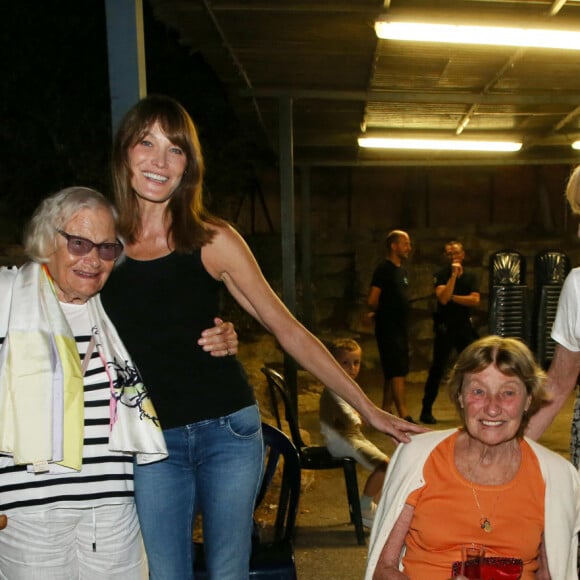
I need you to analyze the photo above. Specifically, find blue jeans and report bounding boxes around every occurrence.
[134,404,263,580]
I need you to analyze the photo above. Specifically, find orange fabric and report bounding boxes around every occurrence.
[402,432,544,579]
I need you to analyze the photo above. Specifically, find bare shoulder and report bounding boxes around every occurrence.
[206,222,245,247]
[202,222,255,279]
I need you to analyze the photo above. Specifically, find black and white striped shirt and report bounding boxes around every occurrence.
[0,302,134,514]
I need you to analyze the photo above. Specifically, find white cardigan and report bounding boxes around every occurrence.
[366,429,580,580]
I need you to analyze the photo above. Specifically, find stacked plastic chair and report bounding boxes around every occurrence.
[488,250,531,344]
[533,250,571,369]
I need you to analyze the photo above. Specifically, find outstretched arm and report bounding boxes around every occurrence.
[526,343,580,440]
[202,224,426,443]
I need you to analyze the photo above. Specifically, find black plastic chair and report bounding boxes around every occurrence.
[194,422,301,579]
[534,250,571,288]
[488,250,531,343]
[260,366,365,545]
[489,249,526,286]
[533,250,571,369]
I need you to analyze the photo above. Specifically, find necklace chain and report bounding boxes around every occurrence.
[470,485,494,533]
[462,437,519,535]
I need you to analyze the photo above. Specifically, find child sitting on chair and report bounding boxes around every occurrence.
[319,338,390,528]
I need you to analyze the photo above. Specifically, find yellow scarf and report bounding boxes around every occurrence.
[0,263,167,472]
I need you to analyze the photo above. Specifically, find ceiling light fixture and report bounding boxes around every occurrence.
[358,137,522,152]
[375,20,580,50]
[572,141,580,150]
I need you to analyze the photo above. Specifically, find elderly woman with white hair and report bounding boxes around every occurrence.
[0,186,236,579]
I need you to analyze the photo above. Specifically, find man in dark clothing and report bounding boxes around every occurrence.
[420,241,480,424]
[368,230,415,423]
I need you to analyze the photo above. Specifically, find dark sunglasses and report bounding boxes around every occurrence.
[57,230,124,261]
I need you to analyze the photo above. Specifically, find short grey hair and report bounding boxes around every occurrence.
[24,186,119,263]
[447,335,548,438]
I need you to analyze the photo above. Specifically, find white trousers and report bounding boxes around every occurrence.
[0,503,147,580]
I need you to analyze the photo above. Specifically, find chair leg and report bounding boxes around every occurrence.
[275,471,291,538]
[342,458,365,545]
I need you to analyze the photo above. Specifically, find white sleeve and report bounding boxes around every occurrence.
[552,268,580,353]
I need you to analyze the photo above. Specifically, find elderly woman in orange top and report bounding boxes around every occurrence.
[366,335,580,580]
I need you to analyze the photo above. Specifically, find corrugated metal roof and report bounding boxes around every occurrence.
[149,0,580,165]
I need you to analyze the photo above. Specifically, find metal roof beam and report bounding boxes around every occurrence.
[176,2,386,14]
[241,88,580,106]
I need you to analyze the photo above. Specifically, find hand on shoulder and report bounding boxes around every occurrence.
[366,408,429,445]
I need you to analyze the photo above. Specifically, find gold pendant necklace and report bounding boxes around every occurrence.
[471,485,494,533]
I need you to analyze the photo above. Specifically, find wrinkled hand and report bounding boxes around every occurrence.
[198,317,238,357]
[366,408,429,445]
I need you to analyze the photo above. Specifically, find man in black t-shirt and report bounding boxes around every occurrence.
[368,230,415,423]
[420,241,480,424]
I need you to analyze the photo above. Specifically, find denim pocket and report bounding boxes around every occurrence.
[226,404,261,439]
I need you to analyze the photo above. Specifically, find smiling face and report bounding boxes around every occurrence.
[128,120,188,205]
[46,207,118,304]
[459,363,531,448]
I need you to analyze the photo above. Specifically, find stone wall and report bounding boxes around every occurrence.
[235,225,580,382]
[228,162,580,378]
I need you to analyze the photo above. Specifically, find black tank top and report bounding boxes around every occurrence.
[100,250,255,429]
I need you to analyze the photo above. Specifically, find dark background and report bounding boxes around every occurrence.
[0,0,264,240]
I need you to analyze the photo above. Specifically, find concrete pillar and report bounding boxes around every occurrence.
[104,0,147,133]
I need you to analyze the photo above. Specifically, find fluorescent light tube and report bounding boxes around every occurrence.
[358,137,522,152]
[375,20,580,50]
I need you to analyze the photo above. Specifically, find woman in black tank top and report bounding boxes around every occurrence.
[108,95,425,580]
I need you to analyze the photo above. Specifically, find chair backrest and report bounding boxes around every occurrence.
[534,250,571,288]
[261,367,306,450]
[531,250,570,368]
[534,285,563,369]
[488,285,531,343]
[488,250,531,344]
[489,249,526,287]
[257,423,301,543]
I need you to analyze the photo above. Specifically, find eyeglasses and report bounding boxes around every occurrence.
[57,230,124,261]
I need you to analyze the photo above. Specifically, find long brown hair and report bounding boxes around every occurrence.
[111,94,224,251]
